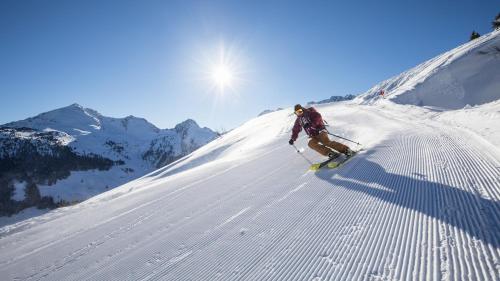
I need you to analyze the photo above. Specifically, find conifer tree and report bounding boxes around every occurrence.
[469,31,480,41]
[493,13,500,30]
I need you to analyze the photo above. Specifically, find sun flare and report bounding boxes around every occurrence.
[212,64,234,91]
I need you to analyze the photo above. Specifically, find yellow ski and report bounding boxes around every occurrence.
[309,151,358,171]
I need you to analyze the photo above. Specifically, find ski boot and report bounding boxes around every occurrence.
[328,151,340,159]
[345,148,354,158]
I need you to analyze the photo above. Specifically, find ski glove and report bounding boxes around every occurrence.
[289,139,294,145]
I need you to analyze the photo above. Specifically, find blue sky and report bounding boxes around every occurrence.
[1,0,498,130]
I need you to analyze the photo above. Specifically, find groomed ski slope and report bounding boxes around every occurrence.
[0,100,499,281]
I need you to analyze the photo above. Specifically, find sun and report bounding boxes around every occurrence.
[194,41,247,97]
[212,63,234,91]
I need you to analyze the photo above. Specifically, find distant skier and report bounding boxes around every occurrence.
[289,104,353,159]
[379,89,385,98]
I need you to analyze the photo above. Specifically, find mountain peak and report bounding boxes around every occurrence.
[48,103,99,117]
[2,103,101,133]
[68,103,83,109]
[54,103,87,114]
[176,119,199,128]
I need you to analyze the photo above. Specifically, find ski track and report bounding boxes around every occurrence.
[0,106,499,281]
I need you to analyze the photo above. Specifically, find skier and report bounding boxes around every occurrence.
[379,89,385,99]
[289,104,353,159]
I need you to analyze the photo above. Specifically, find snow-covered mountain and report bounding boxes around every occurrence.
[307,94,356,105]
[258,95,355,117]
[0,104,218,215]
[356,30,500,109]
[0,32,499,280]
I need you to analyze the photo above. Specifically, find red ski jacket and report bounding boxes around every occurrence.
[291,107,326,141]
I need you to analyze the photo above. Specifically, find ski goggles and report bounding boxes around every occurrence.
[295,108,303,115]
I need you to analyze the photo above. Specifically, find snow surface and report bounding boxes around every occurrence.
[0,98,498,280]
[0,32,499,281]
[37,167,138,202]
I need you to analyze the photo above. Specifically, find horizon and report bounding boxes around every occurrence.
[1,0,499,131]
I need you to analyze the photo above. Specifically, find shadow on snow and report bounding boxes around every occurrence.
[314,150,500,248]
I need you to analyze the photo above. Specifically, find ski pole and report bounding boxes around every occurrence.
[326,130,361,145]
[292,144,313,165]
